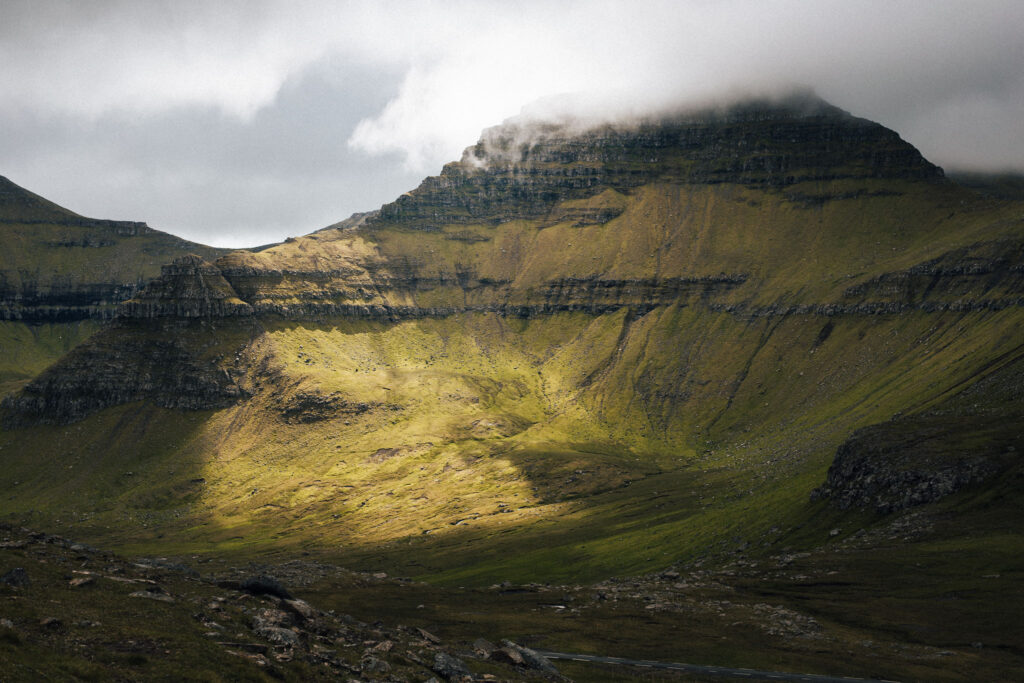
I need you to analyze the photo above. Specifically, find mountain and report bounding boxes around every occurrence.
[0,176,227,396]
[1,94,1023,680]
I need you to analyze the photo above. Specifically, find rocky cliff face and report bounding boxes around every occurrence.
[372,95,942,231]
[813,355,1024,513]
[1,318,252,427]
[120,255,253,319]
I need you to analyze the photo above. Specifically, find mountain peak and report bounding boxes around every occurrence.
[371,95,942,231]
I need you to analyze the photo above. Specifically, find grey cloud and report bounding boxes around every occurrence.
[0,0,1022,247]
[0,58,422,247]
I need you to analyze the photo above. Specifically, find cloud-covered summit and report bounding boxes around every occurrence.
[1,1,1021,247]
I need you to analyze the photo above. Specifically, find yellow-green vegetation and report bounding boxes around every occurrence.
[3,172,1024,581]
[2,299,1021,585]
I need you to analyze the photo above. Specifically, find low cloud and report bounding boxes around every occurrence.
[348,0,1024,173]
[0,1,1022,246]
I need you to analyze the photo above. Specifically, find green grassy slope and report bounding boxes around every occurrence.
[1,166,1022,567]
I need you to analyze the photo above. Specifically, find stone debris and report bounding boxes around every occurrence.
[129,586,175,603]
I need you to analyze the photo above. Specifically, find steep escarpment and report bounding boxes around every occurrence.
[155,95,958,320]
[0,176,229,397]
[5,95,1022,430]
[120,255,253,319]
[2,318,255,427]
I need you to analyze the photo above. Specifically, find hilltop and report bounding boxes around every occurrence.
[0,176,227,396]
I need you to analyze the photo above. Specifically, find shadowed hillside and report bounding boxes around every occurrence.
[0,176,228,396]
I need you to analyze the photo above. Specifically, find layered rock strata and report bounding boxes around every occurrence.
[5,94,1022,429]
[371,95,942,231]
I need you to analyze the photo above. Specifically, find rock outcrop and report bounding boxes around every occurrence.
[814,355,1024,513]
[1,319,251,427]
[811,417,1011,513]
[119,255,253,319]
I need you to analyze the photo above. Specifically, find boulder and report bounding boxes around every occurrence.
[240,575,293,600]
[431,651,469,680]
[0,567,29,587]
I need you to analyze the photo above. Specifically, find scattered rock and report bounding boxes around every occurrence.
[130,588,175,603]
[69,543,98,554]
[472,637,496,658]
[490,645,524,666]
[368,639,393,654]
[361,655,391,674]
[255,626,300,647]
[500,640,558,673]
[252,608,291,630]
[0,567,29,587]
[282,598,316,622]
[416,626,442,644]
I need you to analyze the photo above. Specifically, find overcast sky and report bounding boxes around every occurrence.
[1,0,1022,248]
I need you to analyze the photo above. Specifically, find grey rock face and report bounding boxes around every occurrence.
[372,96,942,232]
[431,651,469,680]
[120,255,252,319]
[1,318,250,427]
[813,416,1017,513]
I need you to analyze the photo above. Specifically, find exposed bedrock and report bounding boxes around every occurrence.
[1,318,252,427]
[811,417,1016,514]
[119,254,253,319]
[814,355,1024,513]
[371,95,942,231]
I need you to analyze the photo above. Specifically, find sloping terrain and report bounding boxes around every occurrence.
[1,95,1023,680]
[0,176,226,396]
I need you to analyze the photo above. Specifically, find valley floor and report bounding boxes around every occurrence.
[2,471,1022,683]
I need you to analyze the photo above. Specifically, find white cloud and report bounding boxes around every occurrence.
[348,0,1024,173]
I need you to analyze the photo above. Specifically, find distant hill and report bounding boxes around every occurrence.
[0,175,227,395]
[948,169,1024,200]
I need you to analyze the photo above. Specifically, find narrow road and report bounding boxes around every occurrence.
[535,650,900,682]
